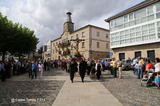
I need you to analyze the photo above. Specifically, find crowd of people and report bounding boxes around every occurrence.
[0,59,53,82]
[51,58,103,83]
[0,56,160,88]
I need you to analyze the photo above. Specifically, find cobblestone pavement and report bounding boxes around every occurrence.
[100,70,160,106]
[0,69,66,106]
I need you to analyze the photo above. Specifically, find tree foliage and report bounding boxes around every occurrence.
[0,12,39,60]
[38,46,43,54]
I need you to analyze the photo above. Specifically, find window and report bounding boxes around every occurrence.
[120,35,125,39]
[120,40,125,44]
[106,43,109,49]
[156,2,160,12]
[124,22,129,27]
[136,32,141,36]
[142,25,147,30]
[82,32,85,38]
[135,27,141,32]
[97,42,100,48]
[158,33,160,38]
[149,34,156,40]
[156,12,160,19]
[53,43,55,47]
[130,28,135,33]
[130,38,136,43]
[142,36,148,41]
[82,42,85,48]
[149,29,155,34]
[125,30,129,34]
[129,20,135,26]
[148,14,154,21]
[120,31,124,35]
[125,39,130,43]
[158,27,160,33]
[142,30,148,35]
[125,34,129,39]
[157,22,160,26]
[97,32,99,36]
[106,34,108,38]
[147,50,155,62]
[71,36,73,39]
[124,15,128,22]
[129,13,134,20]
[135,8,146,19]
[119,53,125,60]
[76,34,79,38]
[130,33,135,37]
[115,17,123,26]
[135,19,141,24]
[135,51,141,58]
[136,37,141,42]
[147,6,153,15]
[141,17,147,23]
[110,20,115,27]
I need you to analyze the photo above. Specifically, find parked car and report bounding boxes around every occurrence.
[117,59,132,70]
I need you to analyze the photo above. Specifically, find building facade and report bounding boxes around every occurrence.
[42,40,51,60]
[105,0,160,61]
[51,12,110,60]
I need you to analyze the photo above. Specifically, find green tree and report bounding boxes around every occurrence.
[0,12,39,61]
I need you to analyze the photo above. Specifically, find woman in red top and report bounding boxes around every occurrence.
[145,59,153,73]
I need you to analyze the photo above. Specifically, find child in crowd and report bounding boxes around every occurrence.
[134,62,139,75]
[155,72,160,88]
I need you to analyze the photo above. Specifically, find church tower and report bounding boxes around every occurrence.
[63,12,74,33]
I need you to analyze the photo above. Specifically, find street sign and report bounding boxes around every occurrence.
[110,52,113,56]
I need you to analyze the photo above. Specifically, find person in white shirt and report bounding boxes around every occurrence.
[155,58,160,73]
[134,62,139,75]
[133,57,138,74]
[38,61,44,78]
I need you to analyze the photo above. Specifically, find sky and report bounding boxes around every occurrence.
[0,0,144,49]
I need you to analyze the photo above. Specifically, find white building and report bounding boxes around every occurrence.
[105,0,160,61]
[42,40,51,60]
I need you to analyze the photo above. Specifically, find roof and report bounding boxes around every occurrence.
[105,0,160,22]
[71,25,109,34]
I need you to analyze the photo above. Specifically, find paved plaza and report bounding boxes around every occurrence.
[0,69,160,106]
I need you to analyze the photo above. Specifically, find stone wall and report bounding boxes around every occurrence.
[112,42,160,60]
[89,51,110,60]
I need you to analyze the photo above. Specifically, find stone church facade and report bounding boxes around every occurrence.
[50,12,110,60]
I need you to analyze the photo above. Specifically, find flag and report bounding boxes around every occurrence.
[58,44,60,48]
[61,43,64,48]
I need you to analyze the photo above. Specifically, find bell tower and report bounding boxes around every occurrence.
[63,12,74,33]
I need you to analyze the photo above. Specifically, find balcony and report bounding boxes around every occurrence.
[61,40,70,47]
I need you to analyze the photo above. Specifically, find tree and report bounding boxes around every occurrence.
[38,46,43,54]
[0,13,14,60]
[0,12,39,61]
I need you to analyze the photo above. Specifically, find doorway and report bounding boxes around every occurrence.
[147,50,155,62]
[135,51,141,58]
[119,53,125,60]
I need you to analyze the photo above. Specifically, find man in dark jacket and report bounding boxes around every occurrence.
[1,61,6,82]
[6,61,12,78]
[44,60,47,71]
[79,58,87,83]
[70,60,76,83]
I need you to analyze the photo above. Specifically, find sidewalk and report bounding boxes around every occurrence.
[52,76,123,106]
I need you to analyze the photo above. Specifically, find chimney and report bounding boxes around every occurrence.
[66,12,72,22]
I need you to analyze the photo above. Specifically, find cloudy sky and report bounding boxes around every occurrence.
[0,0,144,49]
